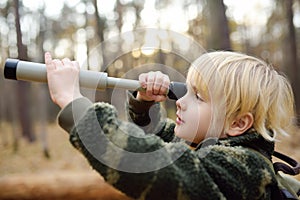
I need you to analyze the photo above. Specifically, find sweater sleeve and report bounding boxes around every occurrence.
[58,97,93,133]
[126,91,176,142]
[59,101,192,199]
[57,100,277,200]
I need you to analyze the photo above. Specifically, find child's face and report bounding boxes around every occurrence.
[174,81,212,144]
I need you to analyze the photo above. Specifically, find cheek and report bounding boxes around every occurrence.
[184,108,212,143]
[174,107,202,142]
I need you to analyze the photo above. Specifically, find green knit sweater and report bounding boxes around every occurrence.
[57,95,278,200]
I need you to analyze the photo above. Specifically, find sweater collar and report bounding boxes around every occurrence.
[218,128,275,160]
[192,128,275,160]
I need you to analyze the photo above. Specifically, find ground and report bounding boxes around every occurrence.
[0,123,92,175]
[0,122,300,199]
[0,123,131,200]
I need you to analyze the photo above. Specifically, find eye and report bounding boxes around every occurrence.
[195,92,204,101]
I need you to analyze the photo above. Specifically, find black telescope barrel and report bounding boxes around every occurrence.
[3,58,187,100]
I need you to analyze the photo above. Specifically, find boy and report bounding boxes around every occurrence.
[45,51,297,199]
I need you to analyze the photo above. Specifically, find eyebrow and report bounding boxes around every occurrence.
[191,84,198,93]
[187,81,201,94]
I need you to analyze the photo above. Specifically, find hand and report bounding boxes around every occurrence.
[137,71,170,102]
[45,52,83,109]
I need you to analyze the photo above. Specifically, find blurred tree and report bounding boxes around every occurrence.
[13,0,35,142]
[205,0,231,50]
[1,0,299,138]
[266,0,300,120]
[282,0,300,119]
[35,6,50,158]
[0,0,20,151]
[93,0,106,67]
[0,0,8,144]
[92,0,111,102]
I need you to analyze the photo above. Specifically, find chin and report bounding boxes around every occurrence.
[174,125,184,138]
[174,127,188,139]
[174,130,188,141]
[174,127,183,139]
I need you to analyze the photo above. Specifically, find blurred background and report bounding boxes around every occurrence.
[0,0,300,199]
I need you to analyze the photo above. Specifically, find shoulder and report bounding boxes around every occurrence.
[198,144,271,168]
[197,144,276,186]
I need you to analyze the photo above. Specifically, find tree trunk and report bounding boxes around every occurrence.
[92,0,111,103]
[206,0,231,50]
[281,0,300,122]
[35,11,50,158]
[13,0,35,142]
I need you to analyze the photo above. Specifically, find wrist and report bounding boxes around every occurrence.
[57,93,83,109]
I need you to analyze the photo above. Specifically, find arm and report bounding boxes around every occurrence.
[126,71,176,142]
[58,100,206,199]
[44,52,187,198]
[59,102,276,199]
[126,91,176,142]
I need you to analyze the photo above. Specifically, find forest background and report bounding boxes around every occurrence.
[0,0,300,199]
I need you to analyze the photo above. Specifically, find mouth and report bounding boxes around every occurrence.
[176,113,184,125]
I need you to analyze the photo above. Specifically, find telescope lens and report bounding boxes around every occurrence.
[4,59,19,80]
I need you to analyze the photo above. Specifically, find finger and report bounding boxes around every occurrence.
[71,61,80,70]
[153,74,163,95]
[62,58,72,67]
[153,72,170,95]
[139,73,147,89]
[53,59,63,69]
[160,75,170,95]
[62,57,71,62]
[146,72,155,96]
[153,95,167,102]
[44,52,55,71]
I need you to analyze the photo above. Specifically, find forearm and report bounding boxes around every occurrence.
[127,91,156,126]
[126,91,176,142]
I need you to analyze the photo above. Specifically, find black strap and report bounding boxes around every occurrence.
[273,151,300,176]
[272,151,300,199]
[248,147,300,199]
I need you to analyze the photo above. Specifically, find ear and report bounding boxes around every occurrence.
[227,113,254,137]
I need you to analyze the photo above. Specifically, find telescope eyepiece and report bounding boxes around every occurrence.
[168,82,187,100]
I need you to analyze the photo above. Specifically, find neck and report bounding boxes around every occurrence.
[185,141,199,150]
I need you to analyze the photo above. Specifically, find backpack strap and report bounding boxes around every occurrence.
[272,151,300,199]
[273,151,300,176]
[247,147,300,199]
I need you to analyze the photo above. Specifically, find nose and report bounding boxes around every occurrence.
[176,96,186,111]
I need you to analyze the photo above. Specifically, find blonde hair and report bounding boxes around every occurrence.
[187,51,296,141]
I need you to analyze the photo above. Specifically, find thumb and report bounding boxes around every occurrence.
[153,95,167,102]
